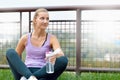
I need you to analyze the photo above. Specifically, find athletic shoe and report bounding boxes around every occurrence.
[20,76,27,80]
[28,76,38,80]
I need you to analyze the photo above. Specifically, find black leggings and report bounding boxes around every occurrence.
[6,49,68,80]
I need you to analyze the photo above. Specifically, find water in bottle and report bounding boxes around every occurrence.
[46,51,54,74]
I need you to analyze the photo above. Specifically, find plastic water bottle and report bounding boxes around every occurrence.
[46,51,54,74]
[46,49,61,74]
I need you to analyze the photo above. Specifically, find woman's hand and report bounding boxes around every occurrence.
[45,55,57,64]
[49,55,56,64]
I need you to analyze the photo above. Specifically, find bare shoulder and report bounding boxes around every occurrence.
[16,34,28,55]
[19,34,28,45]
[50,34,60,45]
[50,34,57,40]
[20,34,28,41]
[50,34,59,44]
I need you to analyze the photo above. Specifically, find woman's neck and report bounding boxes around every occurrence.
[32,30,46,38]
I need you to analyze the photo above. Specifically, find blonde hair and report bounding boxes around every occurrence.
[33,8,48,27]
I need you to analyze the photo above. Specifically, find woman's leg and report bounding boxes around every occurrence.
[6,57,22,80]
[28,68,47,80]
[6,49,33,80]
[33,56,68,80]
[46,56,68,80]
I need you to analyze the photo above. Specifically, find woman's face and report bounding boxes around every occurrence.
[34,12,49,30]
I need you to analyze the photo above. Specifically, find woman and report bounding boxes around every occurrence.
[6,8,68,80]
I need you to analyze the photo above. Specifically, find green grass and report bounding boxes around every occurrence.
[1,69,120,80]
[58,72,120,80]
[0,69,14,80]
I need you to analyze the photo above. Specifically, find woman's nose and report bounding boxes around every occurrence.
[44,18,49,23]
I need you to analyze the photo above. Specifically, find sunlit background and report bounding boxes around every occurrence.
[1,0,120,69]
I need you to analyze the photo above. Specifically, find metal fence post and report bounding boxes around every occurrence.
[29,11,31,32]
[76,9,81,74]
[20,12,22,37]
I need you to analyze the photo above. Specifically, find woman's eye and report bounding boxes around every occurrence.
[40,17,44,20]
[47,17,49,20]
[39,17,49,21]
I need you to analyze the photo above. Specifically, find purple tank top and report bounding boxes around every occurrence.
[25,33,52,68]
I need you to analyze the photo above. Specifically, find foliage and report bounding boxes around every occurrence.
[1,69,120,80]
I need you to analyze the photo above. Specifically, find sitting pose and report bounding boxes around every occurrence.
[6,8,68,80]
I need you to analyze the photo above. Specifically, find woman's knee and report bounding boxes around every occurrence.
[56,56,68,67]
[6,48,16,58]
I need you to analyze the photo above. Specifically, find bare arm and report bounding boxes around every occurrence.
[15,34,27,57]
[50,35,64,57]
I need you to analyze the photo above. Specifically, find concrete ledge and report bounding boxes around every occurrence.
[0,65,9,69]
